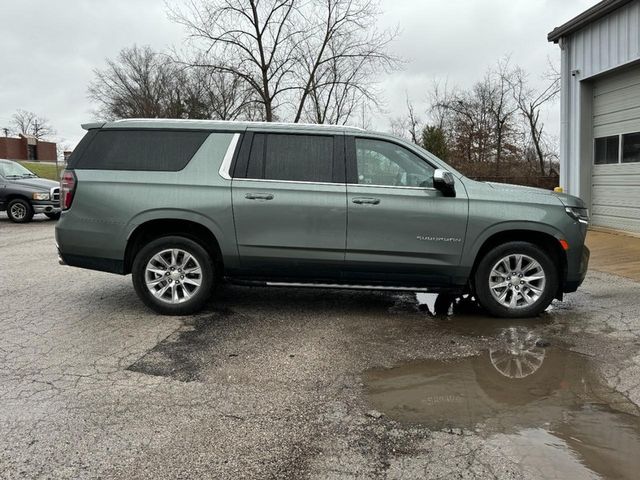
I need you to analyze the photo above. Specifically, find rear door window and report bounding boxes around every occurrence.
[245,133,334,182]
[71,129,209,171]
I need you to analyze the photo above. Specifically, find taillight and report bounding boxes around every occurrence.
[60,170,77,210]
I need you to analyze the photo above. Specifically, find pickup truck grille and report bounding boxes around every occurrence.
[51,187,60,204]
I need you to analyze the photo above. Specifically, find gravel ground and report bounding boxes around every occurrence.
[1,213,639,479]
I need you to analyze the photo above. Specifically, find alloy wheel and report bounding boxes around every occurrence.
[10,202,27,220]
[144,248,203,304]
[488,254,546,309]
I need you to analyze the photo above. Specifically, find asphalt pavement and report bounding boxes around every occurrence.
[1,213,639,479]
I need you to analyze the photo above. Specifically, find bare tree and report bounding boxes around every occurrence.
[294,0,398,124]
[12,110,56,139]
[89,46,174,119]
[390,97,423,143]
[486,59,519,174]
[510,66,560,176]
[168,0,398,123]
[168,0,300,122]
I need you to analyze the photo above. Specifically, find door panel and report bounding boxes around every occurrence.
[232,180,346,278]
[344,137,469,286]
[231,132,347,279]
[345,185,468,285]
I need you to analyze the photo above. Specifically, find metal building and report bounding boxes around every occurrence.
[549,0,640,234]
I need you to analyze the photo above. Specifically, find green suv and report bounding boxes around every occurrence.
[55,119,589,317]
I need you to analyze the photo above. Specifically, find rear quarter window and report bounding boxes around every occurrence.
[70,129,209,171]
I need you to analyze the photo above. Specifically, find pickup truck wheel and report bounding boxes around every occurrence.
[474,241,558,318]
[7,198,34,223]
[132,236,214,315]
[45,212,61,220]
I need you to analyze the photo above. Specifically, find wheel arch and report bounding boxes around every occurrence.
[469,228,568,297]
[5,194,32,204]
[124,218,223,275]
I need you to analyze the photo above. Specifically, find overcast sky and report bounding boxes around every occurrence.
[0,0,596,149]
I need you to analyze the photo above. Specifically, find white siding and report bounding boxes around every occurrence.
[569,1,640,79]
[558,0,640,234]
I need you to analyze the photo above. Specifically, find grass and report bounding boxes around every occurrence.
[18,161,61,181]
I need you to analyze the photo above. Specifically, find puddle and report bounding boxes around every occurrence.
[364,328,640,479]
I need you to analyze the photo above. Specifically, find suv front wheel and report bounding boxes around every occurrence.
[474,241,558,318]
[132,236,214,315]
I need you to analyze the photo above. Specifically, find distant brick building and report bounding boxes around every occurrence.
[0,134,57,161]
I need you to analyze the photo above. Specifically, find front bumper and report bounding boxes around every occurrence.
[563,245,590,293]
[33,204,61,214]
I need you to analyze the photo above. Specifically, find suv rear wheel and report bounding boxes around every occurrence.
[132,236,214,315]
[7,198,34,223]
[474,241,558,318]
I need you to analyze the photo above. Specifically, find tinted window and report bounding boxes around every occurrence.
[246,133,334,182]
[622,132,640,163]
[72,130,209,171]
[355,138,435,187]
[594,135,619,165]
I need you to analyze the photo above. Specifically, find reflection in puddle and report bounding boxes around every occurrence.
[364,330,640,479]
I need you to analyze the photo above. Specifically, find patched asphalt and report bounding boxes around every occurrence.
[1,214,640,479]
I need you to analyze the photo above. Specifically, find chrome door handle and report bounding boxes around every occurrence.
[352,197,380,205]
[245,193,274,200]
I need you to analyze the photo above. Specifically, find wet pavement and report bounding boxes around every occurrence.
[1,214,640,479]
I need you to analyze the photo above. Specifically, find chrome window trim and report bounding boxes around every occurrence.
[232,177,345,187]
[218,133,241,180]
[230,178,437,190]
[347,183,437,191]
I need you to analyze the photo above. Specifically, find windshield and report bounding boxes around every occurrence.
[0,161,38,178]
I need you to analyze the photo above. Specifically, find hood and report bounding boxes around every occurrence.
[485,182,585,208]
[10,177,59,191]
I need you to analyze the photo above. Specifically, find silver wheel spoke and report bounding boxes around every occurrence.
[514,254,523,271]
[182,276,201,287]
[154,283,171,299]
[180,253,193,268]
[147,277,167,287]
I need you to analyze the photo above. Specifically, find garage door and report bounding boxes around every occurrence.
[592,65,640,234]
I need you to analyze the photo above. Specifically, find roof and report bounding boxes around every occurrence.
[82,118,365,135]
[548,0,633,42]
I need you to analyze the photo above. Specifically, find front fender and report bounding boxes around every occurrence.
[461,220,566,267]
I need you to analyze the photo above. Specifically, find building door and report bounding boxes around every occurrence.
[592,65,640,233]
[27,144,37,160]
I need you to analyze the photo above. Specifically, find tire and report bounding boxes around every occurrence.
[132,236,215,315]
[45,212,61,221]
[7,198,34,223]
[473,241,558,318]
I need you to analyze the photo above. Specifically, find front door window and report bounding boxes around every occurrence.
[355,138,434,188]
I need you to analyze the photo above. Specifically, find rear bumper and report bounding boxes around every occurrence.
[57,245,125,274]
[563,245,590,293]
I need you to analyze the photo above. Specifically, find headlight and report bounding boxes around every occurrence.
[32,192,50,201]
[565,207,589,224]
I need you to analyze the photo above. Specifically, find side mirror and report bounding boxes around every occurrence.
[433,169,456,197]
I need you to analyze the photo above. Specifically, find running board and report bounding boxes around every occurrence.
[264,282,432,292]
